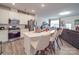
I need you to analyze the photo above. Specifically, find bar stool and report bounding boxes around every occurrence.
[56,29,63,46]
[49,29,63,54]
[49,30,58,54]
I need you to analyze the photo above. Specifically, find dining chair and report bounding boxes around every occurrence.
[31,34,50,55]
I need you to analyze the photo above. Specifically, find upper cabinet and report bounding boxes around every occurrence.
[0,9,9,24]
[19,13,28,24]
[28,15,35,20]
[19,13,35,24]
[9,11,20,20]
[0,8,35,24]
[8,11,34,24]
[9,12,35,24]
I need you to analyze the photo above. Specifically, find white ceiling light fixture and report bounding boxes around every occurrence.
[41,4,45,7]
[12,3,15,5]
[59,11,71,15]
[32,10,35,13]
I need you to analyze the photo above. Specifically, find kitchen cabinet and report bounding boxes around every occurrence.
[0,30,8,42]
[9,11,20,20]
[0,8,35,24]
[19,15,35,24]
[28,15,35,20]
[9,12,35,24]
[19,13,29,24]
[0,9,9,24]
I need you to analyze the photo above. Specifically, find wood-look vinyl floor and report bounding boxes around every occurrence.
[55,39,79,55]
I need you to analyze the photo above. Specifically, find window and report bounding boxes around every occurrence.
[50,20,59,28]
[65,23,72,29]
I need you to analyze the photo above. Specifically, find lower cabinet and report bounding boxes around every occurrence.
[0,30,8,42]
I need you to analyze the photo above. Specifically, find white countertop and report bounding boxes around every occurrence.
[23,30,55,38]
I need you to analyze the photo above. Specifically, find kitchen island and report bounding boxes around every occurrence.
[23,30,55,55]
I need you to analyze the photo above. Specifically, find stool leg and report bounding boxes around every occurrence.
[56,38,61,49]
[59,38,63,45]
[40,50,45,55]
[48,42,53,54]
[35,50,39,55]
[52,41,55,54]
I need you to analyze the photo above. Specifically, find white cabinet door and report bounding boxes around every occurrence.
[9,11,20,20]
[0,30,8,42]
[19,13,29,24]
[0,9,9,24]
[9,11,29,24]
[8,11,35,24]
[28,15,35,20]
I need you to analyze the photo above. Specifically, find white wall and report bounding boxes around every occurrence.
[61,15,79,30]
[35,15,79,30]
[35,16,48,27]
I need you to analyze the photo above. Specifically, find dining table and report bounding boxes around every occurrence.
[23,30,55,55]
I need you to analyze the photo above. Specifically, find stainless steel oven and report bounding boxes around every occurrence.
[8,28,20,39]
[8,19,20,40]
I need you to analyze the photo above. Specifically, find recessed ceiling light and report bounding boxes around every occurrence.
[32,10,35,12]
[59,11,71,15]
[12,3,15,5]
[41,4,45,7]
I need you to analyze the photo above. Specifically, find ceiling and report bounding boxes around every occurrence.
[1,3,79,19]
